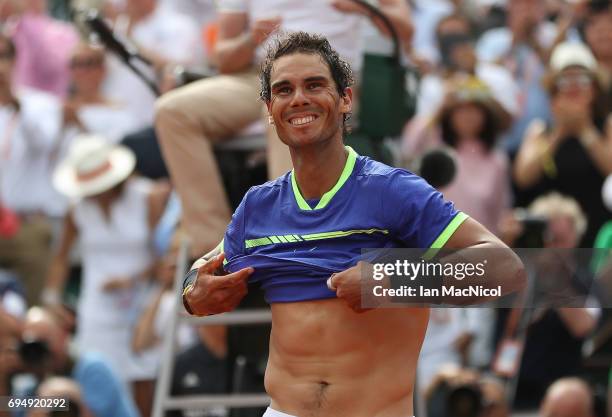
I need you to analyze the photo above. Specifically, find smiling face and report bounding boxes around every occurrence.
[266,52,352,149]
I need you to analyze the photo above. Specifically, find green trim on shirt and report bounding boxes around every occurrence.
[290,146,358,211]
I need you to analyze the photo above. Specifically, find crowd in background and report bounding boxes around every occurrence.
[0,0,611,417]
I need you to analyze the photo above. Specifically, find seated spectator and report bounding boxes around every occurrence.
[1,0,79,98]
[539,377,595,417]
[514,42,612,246]
[19,307,140,417]
[0,32,64,305]
[42,136,169,409]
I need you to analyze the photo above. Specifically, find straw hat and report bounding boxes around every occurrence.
[53,135,136,198]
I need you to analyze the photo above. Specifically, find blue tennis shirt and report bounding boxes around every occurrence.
[223,146,467,303]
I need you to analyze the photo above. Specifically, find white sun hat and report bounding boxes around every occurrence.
[549,42,598,72]
[53,134,136,199]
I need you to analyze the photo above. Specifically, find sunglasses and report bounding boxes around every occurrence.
[69,57,104,69]
[555,73,593,91]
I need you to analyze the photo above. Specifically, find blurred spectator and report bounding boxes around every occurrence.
[514,42,612,246]
[413,12,519,119]
[20,307,140,417]
[424,366,510,417]
[101,0,202,125]
[155,0,413,256]
[0,333,20,398]
[167,326,229,417]
[477,0,556,154]
[405,78,511,234]
[539,377,595,417]
[62,42,142,144]
[33,376,95,417]
[581,0,612,110]
[43,136,169,411]
[0,33,63,305]
[1,0,79,98]
[499,193,600,410]
[436,78,511,234]
[0,270,26,338]
[131,236,197,417]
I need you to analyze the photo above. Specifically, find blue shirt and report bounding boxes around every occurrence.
[73,352,141,417]
[224,147,466,303]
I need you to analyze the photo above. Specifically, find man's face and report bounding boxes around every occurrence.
[266,53,352,149]
[69,46,105,95]
[584,11,612,61]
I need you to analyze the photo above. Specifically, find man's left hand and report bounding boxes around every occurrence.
[327,261,374,313]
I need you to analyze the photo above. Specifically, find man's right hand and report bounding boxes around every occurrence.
[184,253,254,316]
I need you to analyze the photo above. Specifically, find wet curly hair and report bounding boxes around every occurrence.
[259,32,354,132]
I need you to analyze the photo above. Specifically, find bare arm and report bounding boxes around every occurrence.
[43,211,78,304]
[513,119,559,189]
[132,288,166,353]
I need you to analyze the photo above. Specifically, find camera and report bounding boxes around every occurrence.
[513,210,549,248]
[427,380,485,417]
[18,338,51,368]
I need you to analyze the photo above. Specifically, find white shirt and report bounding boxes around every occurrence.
[0,88,63,217]
[105,6,202,125]
[217,0,363,71]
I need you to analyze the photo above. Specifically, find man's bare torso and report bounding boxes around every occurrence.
[265,299,429,417]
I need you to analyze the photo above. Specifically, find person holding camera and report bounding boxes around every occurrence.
[497,193,600,410]
[16,307,139,417]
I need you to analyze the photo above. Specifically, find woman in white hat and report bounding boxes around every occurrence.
[43,135,169,411]
[514,42,612,246]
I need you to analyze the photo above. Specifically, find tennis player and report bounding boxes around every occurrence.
[182,32,525,417]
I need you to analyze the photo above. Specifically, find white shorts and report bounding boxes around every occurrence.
[262,407,414,417]
[262,408,298,417]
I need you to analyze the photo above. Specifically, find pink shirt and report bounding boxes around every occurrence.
[12,14,79,98]
[441,140,510,235]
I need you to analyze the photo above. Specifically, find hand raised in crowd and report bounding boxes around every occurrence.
[551,93,594,137]
[250,16,282,46]
[185,253,253,316]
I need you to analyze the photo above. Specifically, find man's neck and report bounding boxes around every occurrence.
[291,138,348,200]
[72,90,105,105]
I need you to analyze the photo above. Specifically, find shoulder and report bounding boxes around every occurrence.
[355,155,428,191]
[241,172,290,204]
